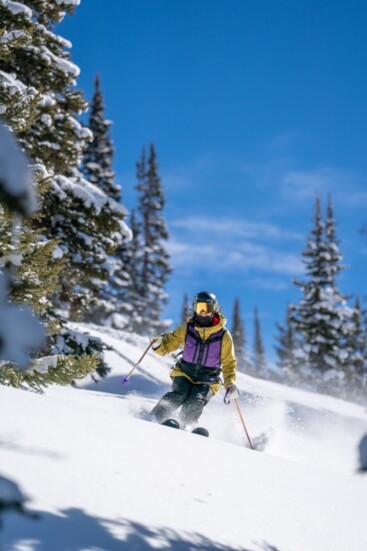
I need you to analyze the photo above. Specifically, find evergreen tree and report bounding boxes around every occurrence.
[345,297,366,380]
[253,307,267,375]
[0,122,44,370]
[0,0,113,384]
[135,144,171,334]
[82,74,121,200]
[81,74,131,324]
[292,195,356,383]
[0,0,129,321]
[274,304,301,380]
[0,1,62,321]
[0,122,96,389]
[231,297,249,372]
[109,208,145,332]
[325,194,344,286]
[181,293,191,323]
[363,307,367,387]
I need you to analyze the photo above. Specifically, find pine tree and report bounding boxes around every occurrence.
[363,307,367,387]
[253,307,267,375]
[181,293,191,323]
[274,304,301,381]
[0,123,44,370]
[0,1,129,321]
[135,144,171,334]
[81,74,131,324]
[292,195,357,384]
[0,1,113,384]
[108,208,146,333]
[82,74,121,200]
[345,297,366,380]
[0,2,64,343]
[231,297,249,372]
[0,2,62,320]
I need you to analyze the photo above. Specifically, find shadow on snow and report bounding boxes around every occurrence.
[2,507,280,551]
[82,373,169,399]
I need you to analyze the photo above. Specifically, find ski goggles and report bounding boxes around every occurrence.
[194,301,215,314]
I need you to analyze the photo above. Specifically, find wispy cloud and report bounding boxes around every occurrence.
[167,216,303,281]
[246,278,290,291]
[281,167,347,199]
[171,217,303,242]
[280,166,367,208]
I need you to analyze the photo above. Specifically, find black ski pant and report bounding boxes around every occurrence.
[151,376,214,427]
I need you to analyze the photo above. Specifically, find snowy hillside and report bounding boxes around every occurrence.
[1,324,367,551]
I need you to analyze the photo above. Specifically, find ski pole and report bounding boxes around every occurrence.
[234,398,254,450]
[121,340,155,386]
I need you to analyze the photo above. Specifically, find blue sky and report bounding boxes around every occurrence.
[59,0,367,360]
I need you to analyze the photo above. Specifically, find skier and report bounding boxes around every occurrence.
[150,291,239,428]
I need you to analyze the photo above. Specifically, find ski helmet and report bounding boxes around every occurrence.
[192,291,219,314]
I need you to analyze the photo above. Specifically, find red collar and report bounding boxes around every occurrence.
[189,314,220,327]
[212,314,221,326]
[191,314,221,327]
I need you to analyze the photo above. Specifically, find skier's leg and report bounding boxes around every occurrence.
[150,377,192,423]
[179,383,214,427]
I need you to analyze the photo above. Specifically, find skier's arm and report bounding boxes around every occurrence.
[221,331,237,388]
[152,323,186,356]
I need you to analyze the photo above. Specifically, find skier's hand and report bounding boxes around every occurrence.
[150,333,163,349]
[224,384,239,404]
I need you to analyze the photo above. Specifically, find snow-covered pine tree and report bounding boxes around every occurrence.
[0,0,124,384]
[0,122,44,370]
[231,297,250,372]
[324,194,345,287]
[108,208,145,332]
[363,305,367,388]
[135,143,171,334]
[253,307,267,376]
[291,195,356,388]
[81,74,131,325]
[82,74,121,200]
[0,1,61,326]
[345,297,366,383]
[0,123,92,389]
[181,293,191,323]
[0,4,76,385]
[274,303,301,382]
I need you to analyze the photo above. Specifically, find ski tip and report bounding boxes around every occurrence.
[191,427,209,437]
[161,418,180,429]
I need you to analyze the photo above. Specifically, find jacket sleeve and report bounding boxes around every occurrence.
[152,323,187,356]
[221,330,237,388]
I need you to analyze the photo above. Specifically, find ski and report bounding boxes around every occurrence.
[161,418,180,429]
[160,419,209,437]
[191,426,209,437]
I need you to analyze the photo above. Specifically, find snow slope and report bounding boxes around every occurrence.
[0,324,366,551]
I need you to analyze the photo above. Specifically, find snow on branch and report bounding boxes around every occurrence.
[0,121,37,215]
[0,0,32,18]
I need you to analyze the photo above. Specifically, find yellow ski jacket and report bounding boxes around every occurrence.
[153,313,237,394]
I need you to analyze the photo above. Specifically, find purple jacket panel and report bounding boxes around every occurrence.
[182,325,224,369]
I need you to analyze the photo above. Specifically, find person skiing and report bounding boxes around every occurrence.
[150,291,239,428]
